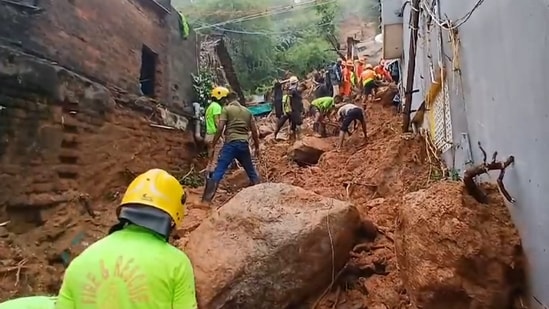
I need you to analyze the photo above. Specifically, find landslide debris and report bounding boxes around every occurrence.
[185,183,360,309]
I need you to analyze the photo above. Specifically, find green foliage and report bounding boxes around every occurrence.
[192,70,215,107]
[279,38,334,77]
[315,2,337,37]
[179,171,204,188]
[181,0,339,92]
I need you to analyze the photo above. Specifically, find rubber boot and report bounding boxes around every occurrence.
[319,123,327,138]
[202,174,219,203]
[313,122,320,134]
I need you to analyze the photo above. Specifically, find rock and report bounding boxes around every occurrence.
[185,183,360,309]
[288,136,332,166]
[258,124,273,138]
[395,182,524,309]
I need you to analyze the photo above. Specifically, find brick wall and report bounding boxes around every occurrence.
[0,46,197,231]
[0,0,198,113]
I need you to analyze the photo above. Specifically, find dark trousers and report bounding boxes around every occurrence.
[212,140,259,184]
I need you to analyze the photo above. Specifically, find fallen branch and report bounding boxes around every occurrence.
[463,142,515,204]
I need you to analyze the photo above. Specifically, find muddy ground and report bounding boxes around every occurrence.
[0,91,526,309]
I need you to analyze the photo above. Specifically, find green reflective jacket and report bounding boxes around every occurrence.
[56,225,197,309]
[0,296,56,309]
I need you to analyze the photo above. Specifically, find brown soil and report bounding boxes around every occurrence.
[0,94,527,308]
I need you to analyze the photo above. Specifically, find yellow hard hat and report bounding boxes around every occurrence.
[365,64,373,69]
[120,169,186,227]
[211,86,230,101]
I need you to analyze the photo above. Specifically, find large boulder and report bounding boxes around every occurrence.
[288,136,332,166]
[185,183,360,309]
[395,182,524,309]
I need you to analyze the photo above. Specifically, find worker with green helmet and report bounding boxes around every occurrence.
[55,169,197,309]
[0,296,56,309]
[205,86,230,167]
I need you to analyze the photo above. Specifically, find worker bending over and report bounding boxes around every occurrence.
[374,61,392,82]
[360,64,377,103]
[56,169,197,309]
[336,103,368,150]
[310,95,342,136]
[0,296,56,309]
[202,94,261,202]
[205,86,230,164]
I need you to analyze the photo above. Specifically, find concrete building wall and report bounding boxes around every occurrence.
[399,0,549,307]
[0,0,198,113]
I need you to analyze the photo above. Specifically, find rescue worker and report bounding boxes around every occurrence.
[324,66,333,96]
[374,60,392,82]
[205,86,230,165]
[356,58,365,81]
[273,88,293,140]
[272,80,284,119]
[202,94,261,202]
[330,59,343,97]
[341,60,357,98]
[56,169,197,308]
[310,95,343,136]
[360,64,377,103]
[313,75,331,99]
[0,296,56,309]
[336,103,368,150]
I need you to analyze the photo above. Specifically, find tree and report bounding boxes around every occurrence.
[179,0,339,92]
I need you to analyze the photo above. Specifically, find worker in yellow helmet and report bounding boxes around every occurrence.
[205,86,230,168]
[0,296,56,309]
[56,169,197,309]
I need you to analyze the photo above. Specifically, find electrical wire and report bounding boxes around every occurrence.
[420,0,486,30]
[212,21,333,36]
[194,0,336,31]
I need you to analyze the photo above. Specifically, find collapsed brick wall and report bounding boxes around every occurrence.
[0,0,198,114]
[0,47,197,234]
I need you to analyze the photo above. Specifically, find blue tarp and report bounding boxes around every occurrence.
[247,102,272,117]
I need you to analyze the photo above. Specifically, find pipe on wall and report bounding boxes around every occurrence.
[192,102,205,142]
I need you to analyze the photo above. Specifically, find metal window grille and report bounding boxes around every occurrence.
[432,82,452,152]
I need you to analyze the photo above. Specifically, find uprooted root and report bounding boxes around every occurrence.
[463,142,515,204]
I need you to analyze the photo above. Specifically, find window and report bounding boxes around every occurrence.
[139,45,157,97]
[431,82,453,152]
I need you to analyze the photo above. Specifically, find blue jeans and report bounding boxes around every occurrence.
[212,140,260,184]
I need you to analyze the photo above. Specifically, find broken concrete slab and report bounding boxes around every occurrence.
[185,183,360,309]
[288,136,332,166]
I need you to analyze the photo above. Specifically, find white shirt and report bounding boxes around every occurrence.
[337,103,361,119]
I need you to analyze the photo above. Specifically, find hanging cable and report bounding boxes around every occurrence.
[212,21,333,36]
[420,0,486,30]
[194,0,336,31]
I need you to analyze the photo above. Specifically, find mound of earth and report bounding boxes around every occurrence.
[395,181,525,309]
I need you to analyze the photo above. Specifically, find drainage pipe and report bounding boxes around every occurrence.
[192,102,205,142]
